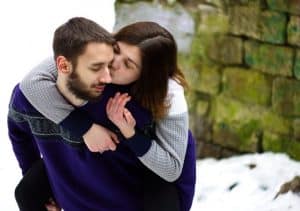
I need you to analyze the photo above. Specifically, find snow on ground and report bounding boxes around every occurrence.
[191,153,300,211]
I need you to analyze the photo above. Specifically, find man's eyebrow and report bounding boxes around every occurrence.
[90,62,105,68]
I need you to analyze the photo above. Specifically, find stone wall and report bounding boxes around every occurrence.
[115,0,300,160]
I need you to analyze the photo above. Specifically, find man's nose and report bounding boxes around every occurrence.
[99,66,112,84]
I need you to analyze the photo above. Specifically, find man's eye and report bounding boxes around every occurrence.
[90,68,100,72]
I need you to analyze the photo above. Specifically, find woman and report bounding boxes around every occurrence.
[18,21,196,211]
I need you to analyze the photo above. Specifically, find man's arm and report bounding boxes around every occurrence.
[8,85,41,174]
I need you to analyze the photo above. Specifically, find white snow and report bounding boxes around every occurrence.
[190,153,300,211]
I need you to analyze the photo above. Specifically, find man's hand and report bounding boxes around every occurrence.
[106,93,136,138]
[83,124,119,153]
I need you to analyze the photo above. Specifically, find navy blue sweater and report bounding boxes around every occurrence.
[8,84,196,211]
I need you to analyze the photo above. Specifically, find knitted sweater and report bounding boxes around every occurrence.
[8,84,196,211]
[20,57,190,182]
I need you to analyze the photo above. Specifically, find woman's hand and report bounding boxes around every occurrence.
[106,92,136,138]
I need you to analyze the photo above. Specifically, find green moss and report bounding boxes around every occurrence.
[262,111,292,135]
[288,140,300,160]
[294,51,300,80]
[237,120,261,140]
[263,131,300,160]
[213,120,259,152]
[196,100,209,116]
[259,11,287,44]
[223,67,272,106]
[263,131,287,152]
[189,36,206,67]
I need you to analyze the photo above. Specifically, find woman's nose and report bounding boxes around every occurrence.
[111,57,121,71]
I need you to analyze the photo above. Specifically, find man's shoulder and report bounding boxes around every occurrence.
[9,83,40,114]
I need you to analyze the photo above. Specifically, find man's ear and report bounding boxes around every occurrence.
[56,56,71,74]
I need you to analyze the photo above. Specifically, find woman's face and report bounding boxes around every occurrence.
[110,41,141,85]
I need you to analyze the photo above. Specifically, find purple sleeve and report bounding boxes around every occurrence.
[60,110,94,138]
[7,86,41,175]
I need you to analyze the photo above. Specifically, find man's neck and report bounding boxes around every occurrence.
[56,78,86,107]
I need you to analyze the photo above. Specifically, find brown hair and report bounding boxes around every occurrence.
[114,22,188,120]
[53,17,115,66]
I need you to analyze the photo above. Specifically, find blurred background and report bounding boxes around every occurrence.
[113,0,300,161]
[1,0,300,210]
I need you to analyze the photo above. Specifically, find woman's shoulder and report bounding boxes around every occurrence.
[168,78,184,93]
[167,78,187,115]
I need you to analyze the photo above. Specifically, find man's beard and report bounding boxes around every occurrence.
[67,71,103,102]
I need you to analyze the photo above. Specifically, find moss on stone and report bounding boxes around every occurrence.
[263,131,300,160]
[294,50,300,80]
[198,65,221,95]
[259,11,287,44]
[245,40,293,76]
[196,100,209,116]
[288,16,300,47]
[261,111,293,135]
[222,67,272,106]
[272,78,300,117]
[263,131,289,152]
[213,120,259,152]
[208,35,243,64]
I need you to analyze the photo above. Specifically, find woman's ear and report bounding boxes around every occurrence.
[56,56,71,74]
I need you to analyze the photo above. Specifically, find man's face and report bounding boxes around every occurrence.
[67,42,114,101]
[110,42,141,85]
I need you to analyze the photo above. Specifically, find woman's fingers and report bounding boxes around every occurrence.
[116,95,131,114]
[124,108,136,126]
[108,93,131,113]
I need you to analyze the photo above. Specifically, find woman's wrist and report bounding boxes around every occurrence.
[121,128,135,139]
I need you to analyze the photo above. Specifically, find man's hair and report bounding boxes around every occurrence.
[53,17,115,65]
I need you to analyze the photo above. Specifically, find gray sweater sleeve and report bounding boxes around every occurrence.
[139,112,188,182]
[19,57,75,124]
[138,79,189,182]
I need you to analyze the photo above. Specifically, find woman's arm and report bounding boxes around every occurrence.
[139,112,188,182]
[19,57,74,124]
[19,58,115,148]
[107,79,188,182]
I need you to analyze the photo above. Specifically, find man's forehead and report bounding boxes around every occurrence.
[80,42,114,62]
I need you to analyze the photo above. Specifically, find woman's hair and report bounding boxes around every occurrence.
[114,22,188,120]
[53,17,115,67]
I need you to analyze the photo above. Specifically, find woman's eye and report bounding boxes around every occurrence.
[125,61,132,69]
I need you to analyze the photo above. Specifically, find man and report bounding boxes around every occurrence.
[9,17,191,211]
[8,17,148,211]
